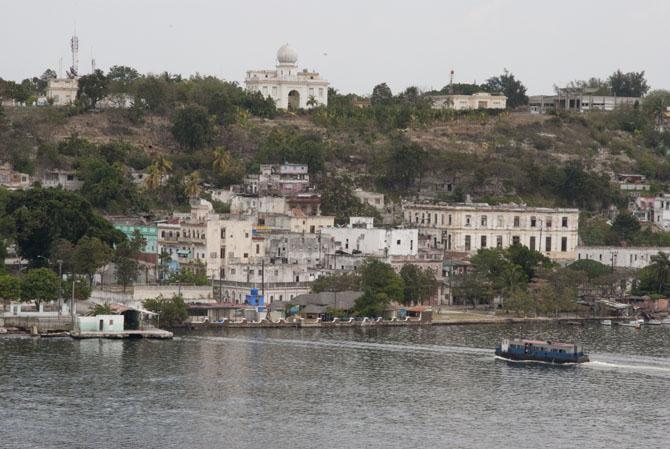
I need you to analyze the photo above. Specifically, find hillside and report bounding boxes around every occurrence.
[1,95,669,221]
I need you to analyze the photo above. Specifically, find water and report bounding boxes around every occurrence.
[1,323,669,449]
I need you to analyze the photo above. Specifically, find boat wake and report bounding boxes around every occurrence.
[187,335,490,356]
[585,359,670,375]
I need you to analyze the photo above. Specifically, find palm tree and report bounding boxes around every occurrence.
[212,147,231,174]
[184,171,202,199]
[144,155,173,190]
[144,164,162,191]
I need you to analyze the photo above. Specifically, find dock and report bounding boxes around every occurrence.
[70,329,173,339]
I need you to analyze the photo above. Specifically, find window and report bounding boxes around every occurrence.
[512,236,520,245]
[546,217,552,228]
[310,225,315,233]
[481,236,487,248]
[441,214,445,225]
[465,215,472,226]
[464,235,471,251]
[256,244,260,254]
[496,236,503,248]
[447,234,452,250]
[545,237,552,252]
[319,88,324,97]
[309,87,314,96]
[397,240,401,245]
[530,236,536,251]
[245,232,249,238]
[481,216,487,227]
[530,216,537,227]
[513,216,520,227]
[561,237,567,252]
[448,215,452,225]
[243,253,248,258]
[497,215,503,227]
[562,217,568,228]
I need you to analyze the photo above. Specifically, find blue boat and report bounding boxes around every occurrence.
[495,339,589,364]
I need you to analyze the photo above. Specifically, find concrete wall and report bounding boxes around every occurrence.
[322,227,418,257]
[576,246,670,269]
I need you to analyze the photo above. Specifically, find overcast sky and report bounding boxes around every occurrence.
[2,0,668,95]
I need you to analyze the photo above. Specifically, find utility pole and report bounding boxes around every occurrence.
[57,260,63,317]
[261,259,265,299]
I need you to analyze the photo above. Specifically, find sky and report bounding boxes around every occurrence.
[1,0,668,95]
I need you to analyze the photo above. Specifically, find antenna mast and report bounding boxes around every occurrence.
[67,27,79,78]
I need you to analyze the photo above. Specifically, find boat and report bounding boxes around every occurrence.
[495,339,589,364]
[601,319,612,326]
[619,320,642,329]
[646,320,662,325]
[661,318,670,325]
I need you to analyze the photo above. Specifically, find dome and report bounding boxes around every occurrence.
[276,44,298,64]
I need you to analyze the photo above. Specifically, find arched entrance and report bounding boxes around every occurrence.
[288,90,300,110]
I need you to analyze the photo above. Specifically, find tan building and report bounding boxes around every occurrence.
[431,92,507,111]
[46,78,78,106]
[403,202,579,261]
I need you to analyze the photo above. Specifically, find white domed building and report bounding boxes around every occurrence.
[245,44,329,110]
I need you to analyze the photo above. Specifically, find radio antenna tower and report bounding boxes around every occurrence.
[67,26,79,79]
[91,47,96,72]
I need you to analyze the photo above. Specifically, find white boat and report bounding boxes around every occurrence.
[619,320,641,329]
[601,320,612,326]
[661,318,670,325]
[646,320,662,325]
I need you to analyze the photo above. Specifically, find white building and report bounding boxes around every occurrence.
[40,169,83,191]
[0,163,30,190]
[353,189,385,211]
[403,202,579,261]
[46,78,78,106]
[653,194,670,229]
[321,226,418,258]
[245,44,329,110]
[576,246,670,269]
[430,92,507,111]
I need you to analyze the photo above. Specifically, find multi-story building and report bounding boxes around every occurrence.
[430,92,507,111]
[46,78,78,106]
[245,44,329,110]
[259,210,334,234]
[354,189,385,211]
[109,217,159,254]
[244,163,310,196]
[653,194,670,230]
[321,226,418,258]
[403,202,579,261]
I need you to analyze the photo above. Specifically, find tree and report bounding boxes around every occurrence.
[171,105,212,150]
[0,274,20,312]
[642,90,670,123]
[311,272,361,293]
[371,83,393,106]
[612,211,641,243]
[77,69,109,109]
[113,232,145,292]
[353,259,404,317]
[211,147,243,186]
[441,83,481,95]
[77,157,140,213]
[184,171,202,199]
[107,65,141,90]
[505,244,553,280]
[609,70,649,97]
[318,175,380,225]
[73,236,113,287]
[144,295,188,327]
[145,155,172,191]
[453,270,493,308]
[3,189,125,265]
[482,70,528,108]
[381,136,429,192]
[638,252,670,295]
[20,268,59,308]
[88,303,112,316]
[400,264,438,305]
[63,276,92,301]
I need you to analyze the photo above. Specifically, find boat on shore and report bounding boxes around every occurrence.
[495,339,589,364]
[601,319,612,326]
[618,320,643,329]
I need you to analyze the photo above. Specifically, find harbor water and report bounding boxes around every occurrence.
[1,322,669,449]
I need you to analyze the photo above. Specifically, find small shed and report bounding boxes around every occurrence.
[77,315,125,332]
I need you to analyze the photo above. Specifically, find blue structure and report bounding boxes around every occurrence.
[495,339,589,364]
[112,220,158,254]
[245,288,266,312]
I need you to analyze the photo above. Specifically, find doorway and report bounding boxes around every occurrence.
[288,90,300,110]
